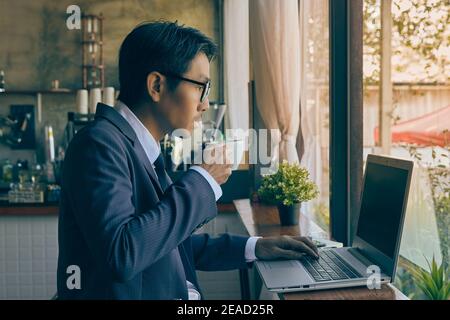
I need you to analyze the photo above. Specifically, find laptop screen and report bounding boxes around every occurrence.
[356,161,409,259]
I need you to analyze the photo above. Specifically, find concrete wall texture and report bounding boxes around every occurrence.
[0,0,221,163]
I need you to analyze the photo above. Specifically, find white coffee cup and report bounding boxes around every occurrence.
[225,138,245,170]
[202,141,224,166]
[89,88,102,114]
[202,139,244,171]
[76,89,89,114]
[103,87,115,106]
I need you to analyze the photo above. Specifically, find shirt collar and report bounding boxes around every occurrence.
[115,100,161,164]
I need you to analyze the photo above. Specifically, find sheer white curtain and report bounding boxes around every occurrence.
[249,0,301,167]
[224,0,250,139]
[298,0,329,221]
[299,0,322,190]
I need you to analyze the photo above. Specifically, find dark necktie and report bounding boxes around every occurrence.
[153,153,171,192]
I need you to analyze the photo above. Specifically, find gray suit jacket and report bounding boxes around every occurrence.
[57,104,249,299]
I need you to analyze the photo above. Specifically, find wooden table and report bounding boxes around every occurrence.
[233,199,408,300]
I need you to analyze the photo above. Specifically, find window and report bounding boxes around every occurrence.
[299,0,330,237]
[363,0,449,299]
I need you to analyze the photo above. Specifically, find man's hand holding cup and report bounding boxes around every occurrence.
[199,143,233,185]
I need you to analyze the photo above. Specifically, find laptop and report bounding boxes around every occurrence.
[256,154,414,293]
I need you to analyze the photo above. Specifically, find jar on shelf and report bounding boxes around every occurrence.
[2,160,13,183]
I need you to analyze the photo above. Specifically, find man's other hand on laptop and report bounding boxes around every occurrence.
[255,236,319,260]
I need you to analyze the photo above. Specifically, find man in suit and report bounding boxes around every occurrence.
[57,21,319,299]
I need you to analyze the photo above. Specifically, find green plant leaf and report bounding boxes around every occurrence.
[257,161,319,205]
[413,256,450,300]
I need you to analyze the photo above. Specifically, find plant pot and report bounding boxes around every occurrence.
[277,203,301,226]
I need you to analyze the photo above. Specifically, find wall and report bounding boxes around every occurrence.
[0,0,220,91]
[0,212,251,300]
[0,0,221,162]
[0,215,58,300]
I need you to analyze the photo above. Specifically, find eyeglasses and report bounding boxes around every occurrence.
[161,72,211,103]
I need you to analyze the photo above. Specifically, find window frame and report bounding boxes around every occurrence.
[329,0,364,246]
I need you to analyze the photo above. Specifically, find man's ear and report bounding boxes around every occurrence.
[146,72,164,102]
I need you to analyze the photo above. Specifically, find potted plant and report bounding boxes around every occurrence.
[413,256,450,300]
[257,161,319,225]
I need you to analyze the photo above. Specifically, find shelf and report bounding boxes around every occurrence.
[81,40,104,45]
[0,90,75,95]
[82,64,104,69]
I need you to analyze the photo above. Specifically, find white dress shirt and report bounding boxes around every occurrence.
[114,101,260,299]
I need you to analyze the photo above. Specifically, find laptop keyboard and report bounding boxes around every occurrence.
[300,250,360,282]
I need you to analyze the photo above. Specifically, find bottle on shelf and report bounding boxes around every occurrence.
[0,70,5,92]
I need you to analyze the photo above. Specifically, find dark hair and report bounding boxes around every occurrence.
[117,21,217,107]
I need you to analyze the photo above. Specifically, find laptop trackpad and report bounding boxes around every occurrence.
[258,260,313,289]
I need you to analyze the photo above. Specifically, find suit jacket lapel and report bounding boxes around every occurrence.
[94,103,164,196]
[133,142,165,196]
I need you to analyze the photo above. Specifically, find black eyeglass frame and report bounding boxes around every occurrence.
[160,71,211,103]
